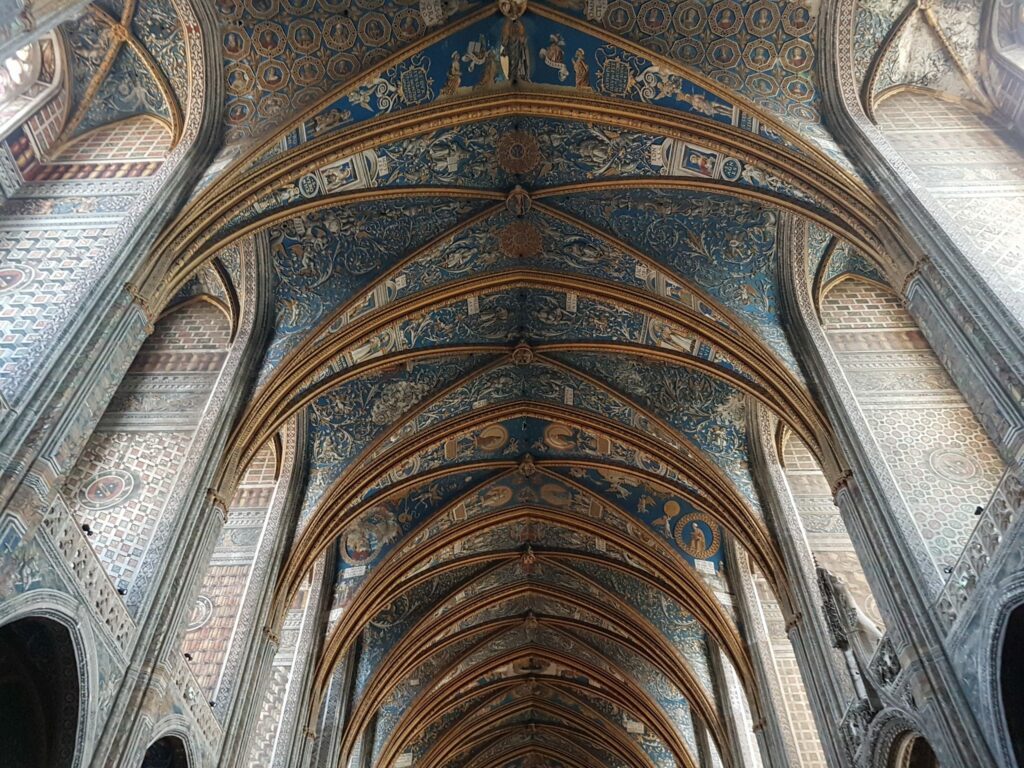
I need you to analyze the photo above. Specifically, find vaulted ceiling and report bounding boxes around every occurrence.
[139,0,935,766]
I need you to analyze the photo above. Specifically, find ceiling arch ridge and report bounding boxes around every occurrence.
[280,399,786,610]
[529,199,815,376]
[299,354,508,520]
[294,205,747,359]
[307,505,749,745]
[417,689,678,768]
[354,582,687,726]
[531,176,894,291]
[288,409,782,643]
[240,3,821,171]
[458,732,621,768]
[343,466,731,623]
[858,0,917,117]
[226,269,835,479]
[57,0,182,145]
[368,625,684,767]
[449,709,651,768]
[274,270,759,411]
[811,237,890,312]
[314,493,746,705]
[308,495,755,737]
[412,648,695,768]
[323,349,730,511]
[521,456,729,577]
[419,691,656,768]
[217,343,512,495]
[382,644,696,768]
[862,0,990,117]
[255,199,508,390]
[352,575,732,764]
[339,527,729,751]
[145,91,900,299]
[459,741,610,768]
[220,4,501,184]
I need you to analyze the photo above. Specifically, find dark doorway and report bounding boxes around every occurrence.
[0,617,80,768]
[905,736,939,768]
[142,736,189,768]
[1002,604,1024,767]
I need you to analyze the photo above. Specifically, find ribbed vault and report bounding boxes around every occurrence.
[143,2,925,765]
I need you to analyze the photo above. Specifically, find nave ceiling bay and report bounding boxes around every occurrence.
[137,2,919,767]
[141,0,924,301]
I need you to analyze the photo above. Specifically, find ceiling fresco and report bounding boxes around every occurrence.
[853,0,989,111]
[60,0,186,144]
[124,0,884,764]
[248,10,808,164]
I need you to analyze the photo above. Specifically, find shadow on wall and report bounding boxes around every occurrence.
[1001,604,1024,768]
[142,736,190,768]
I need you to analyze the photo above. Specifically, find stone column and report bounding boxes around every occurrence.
[748,404,857,767]
[86,242,273,768]
[694,717,721,768]
[724,540,799,768]
[777,214,999,765]
[708,640,763,768]
[215,420,308,767]
[270,558,331,768]
[308,643,359,768]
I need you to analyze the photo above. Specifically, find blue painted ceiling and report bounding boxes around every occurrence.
[162,1,874,764]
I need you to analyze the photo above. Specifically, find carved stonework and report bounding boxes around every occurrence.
[505,185,532,217]
[870,636,901,688]
[497,0,526,20]
[511,342,534,365]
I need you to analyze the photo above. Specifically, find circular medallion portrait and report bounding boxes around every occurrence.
[78,469,136,510]
[674,513,720,560]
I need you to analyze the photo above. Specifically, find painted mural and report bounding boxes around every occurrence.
[249,10,806,168]
[547,187,800,370]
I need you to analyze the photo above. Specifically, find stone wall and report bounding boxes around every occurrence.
[752,574,827,768]
[182,442,278,701]
[875,91,1024,318]
[821,277,1004,570]
[59,299,230,597]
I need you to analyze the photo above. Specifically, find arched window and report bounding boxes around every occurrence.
[1000,603,1024,766]
[0,617,80,768]
[891,733,940,768]
[0,34,61,141]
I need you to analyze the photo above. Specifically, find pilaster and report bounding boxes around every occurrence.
[778,213,999,765]
[724,539,799,768]
[748,404,857,767]
[86,238,273,768]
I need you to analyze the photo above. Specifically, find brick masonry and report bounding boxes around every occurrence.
[183,443,279,700]
[822,278,1004,570]
[60,300,230,595]
[246,583,312,767]
[876,91,1024,317]
[753,575,827,768]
